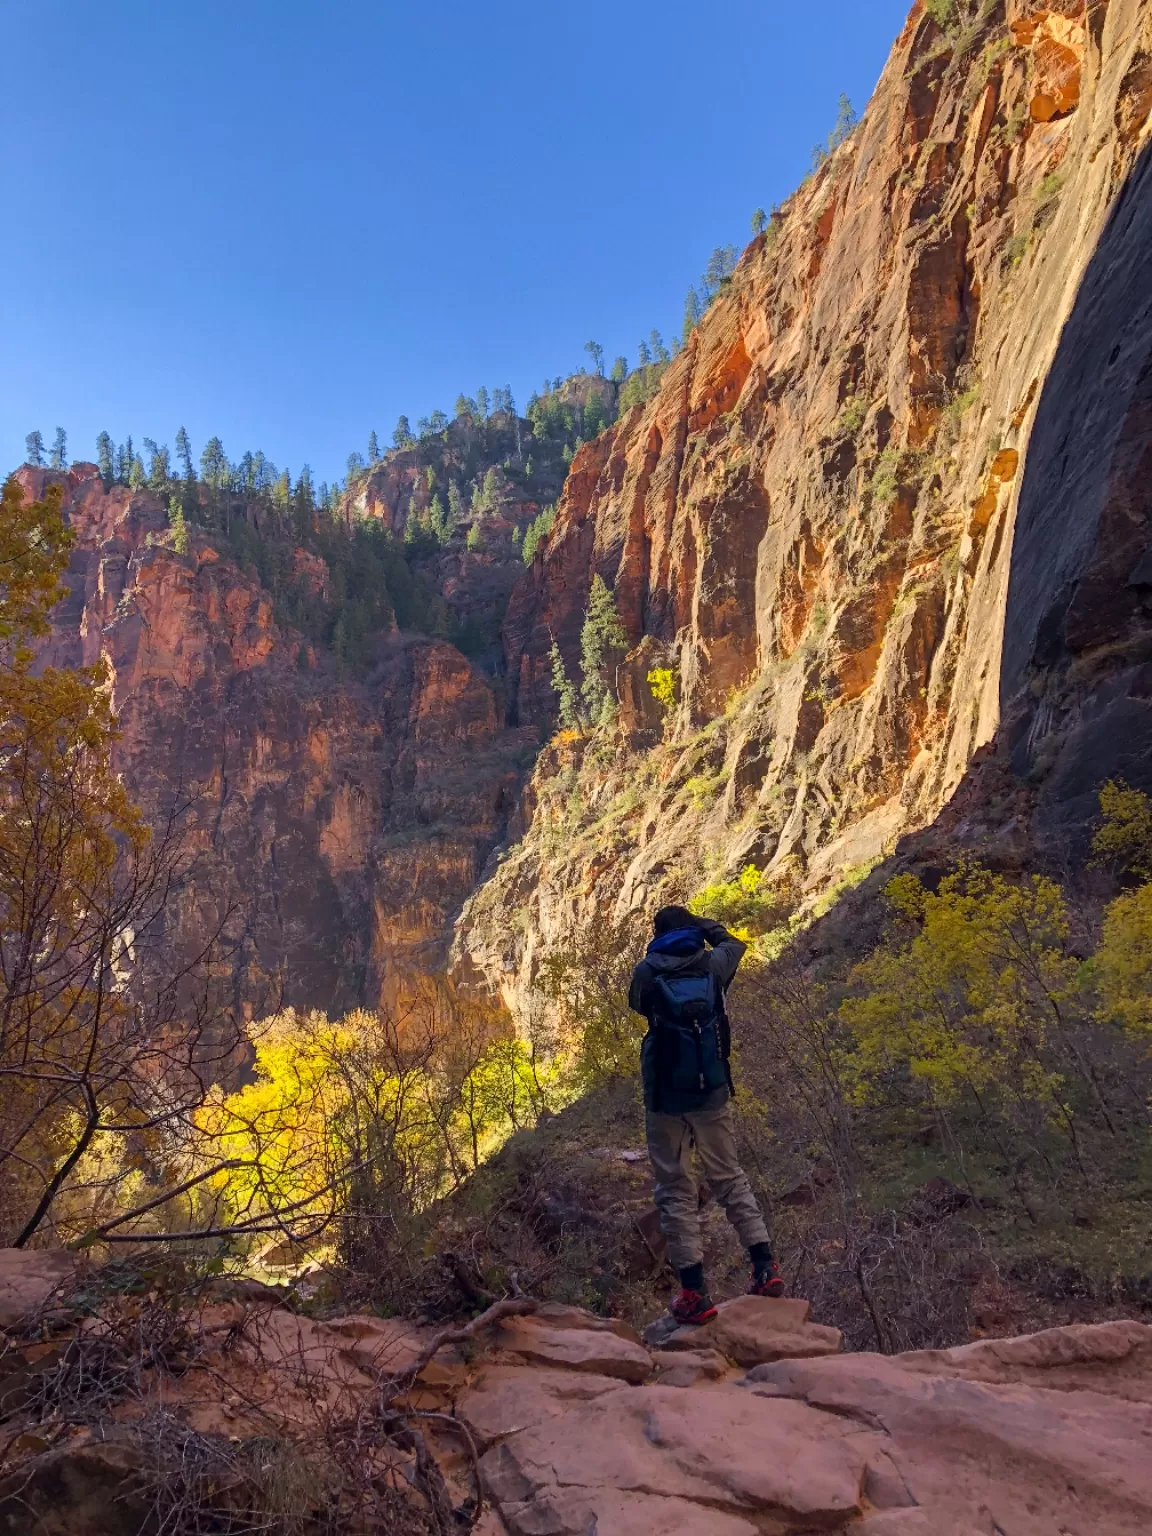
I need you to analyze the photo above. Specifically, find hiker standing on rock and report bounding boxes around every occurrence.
[629,905,784,1324]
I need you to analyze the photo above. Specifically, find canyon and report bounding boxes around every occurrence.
[15,0,1152,1029]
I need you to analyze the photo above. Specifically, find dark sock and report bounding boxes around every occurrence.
[679,1262,705,1292]
[748,1241,773,1276]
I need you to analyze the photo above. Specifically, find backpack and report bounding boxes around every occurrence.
[647,968,731,1111]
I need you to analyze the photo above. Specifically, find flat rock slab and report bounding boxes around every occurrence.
[530,1301,643,1343]
[654,1295,842,1367]
[0,1249,78,1330]
[480,1382,882,1531]
[900,1318,1152,1402]
[457,1364,629,1447]
[490,1314,652,1383]
[496,1486,759,1536]
[747,1324,1152,1534]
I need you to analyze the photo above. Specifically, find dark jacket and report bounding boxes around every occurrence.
[628,917,747,1114]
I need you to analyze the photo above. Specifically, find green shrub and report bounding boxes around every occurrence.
[690,864,787,939]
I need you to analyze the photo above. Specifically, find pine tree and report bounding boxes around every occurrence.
[404,495,420,544]
[428,409,449,434]
[829,94,857,151]
[476,385,490,419]
[549,640,581,731]
[480,466,501,509]
[609,357,628,383]
[49,427,67,469]
[128,455,146,490]
[168,496,189,555]
[583,392,607,438]
[579,573,628,724]
[346,451,365,478]
[95,432,114,486]
[428,494,448,542]
[142,437,169,488]
[702,245,738,302]
[175,426,195,480]
[392,415,414,449]
[637,338,651,368]
[448,482,464,524]
[200,436,228,489]
[368,430,380,462]
[650,330,670,365]
[24,431,45,467]
[751,207,767,235]
[584,341,604,376]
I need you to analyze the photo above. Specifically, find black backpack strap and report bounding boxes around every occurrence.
[713,971,735,1097]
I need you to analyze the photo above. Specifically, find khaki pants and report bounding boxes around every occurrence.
[645,1102,769,1270]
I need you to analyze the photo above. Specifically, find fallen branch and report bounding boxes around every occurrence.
[381,1296,537,1409]
[409,1409,484,1525]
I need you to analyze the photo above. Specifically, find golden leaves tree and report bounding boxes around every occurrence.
[0,477,233,1247]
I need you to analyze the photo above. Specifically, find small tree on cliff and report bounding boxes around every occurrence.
[579,574,628,724]
[24,431,45,467]
[549,639,581,732]
[168,495,190,554]
[49,427,67,470]
[751,206,768,235]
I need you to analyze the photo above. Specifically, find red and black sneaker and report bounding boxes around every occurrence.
[747,1263,786,1299]
[670,1287,718,1325]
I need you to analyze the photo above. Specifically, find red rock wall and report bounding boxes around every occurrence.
[18,464,533,1021]
[454,0,1152,1010]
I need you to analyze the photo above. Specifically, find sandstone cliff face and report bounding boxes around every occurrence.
[454,0,1152,1010]
[19,463,534,1019]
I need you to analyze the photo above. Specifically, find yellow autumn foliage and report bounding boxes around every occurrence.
[197,1005,562,1243]
[841,862,1079,1118]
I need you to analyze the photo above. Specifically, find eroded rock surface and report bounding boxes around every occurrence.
[1,1245,1149,1536]
[453,0,1152,1014]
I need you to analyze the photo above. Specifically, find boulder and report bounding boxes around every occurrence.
[489,1314,652,1383]
[654,1295,842,1367]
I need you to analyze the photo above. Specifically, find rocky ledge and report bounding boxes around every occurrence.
[1,1250,1150,1534]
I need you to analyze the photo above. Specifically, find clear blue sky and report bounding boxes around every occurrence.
[1,0,909,488]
